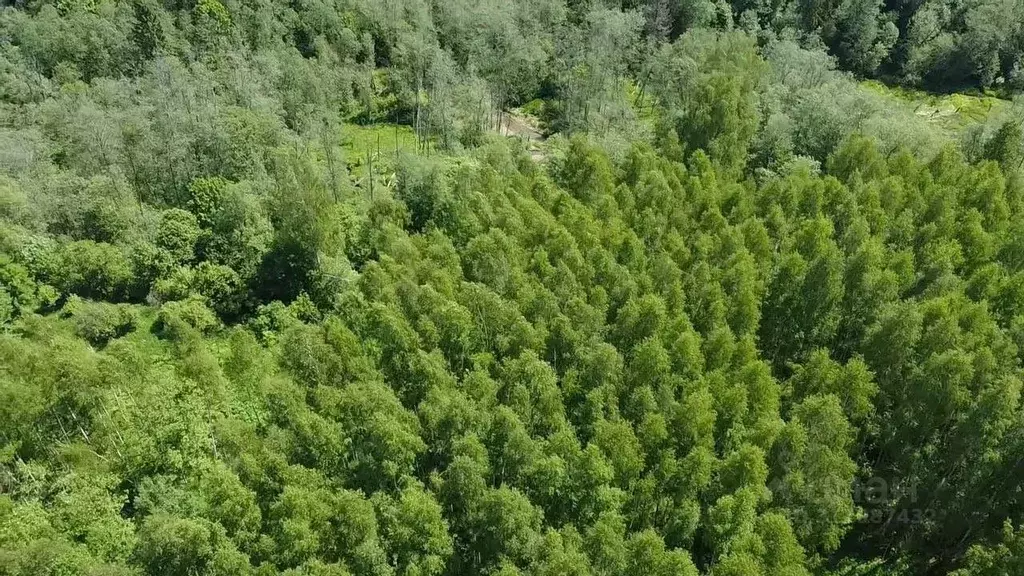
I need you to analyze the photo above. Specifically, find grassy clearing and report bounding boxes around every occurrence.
[861,80,1007,134]
[339,122,419,179]
[335,122,488,196]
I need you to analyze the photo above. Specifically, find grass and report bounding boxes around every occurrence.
[861,79,1008,134]
[339,122,419,180]
[334,122,488,197]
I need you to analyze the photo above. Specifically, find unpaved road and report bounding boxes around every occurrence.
[498,111,547,161]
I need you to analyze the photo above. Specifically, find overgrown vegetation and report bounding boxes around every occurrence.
[4,0,1024,575]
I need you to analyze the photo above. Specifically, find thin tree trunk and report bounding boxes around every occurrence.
[415,67,422,148]
[323,122,339,201]
[367,149,374,201]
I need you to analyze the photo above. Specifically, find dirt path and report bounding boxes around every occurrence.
[497,110,547,161]
[503,112,543,140]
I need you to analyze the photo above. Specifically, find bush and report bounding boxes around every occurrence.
[157,209,201,265]
[43,240,136,301]
[0,286,13,326]
[154,296,220,339]
[62,296,138,346]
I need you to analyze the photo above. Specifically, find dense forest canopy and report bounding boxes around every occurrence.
[5,0,1024,575]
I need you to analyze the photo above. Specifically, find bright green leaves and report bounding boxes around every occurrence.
[157,208,202,265]
[770,395,857,555]
[710,512,809,576]
[327,380,426,493]
[60,296,138,347]
[268,474,390,574]
[50,473,136,564]
[136,514,250,576]
[652,31,766,176]
[4,4,1024,569]
[787,350,877,423]
[373,484,453,576]
[759,219,845,368]
[592,418,644,487]
[41,240,137,301]
[953,521,1024,576]
[552,137,616,204]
